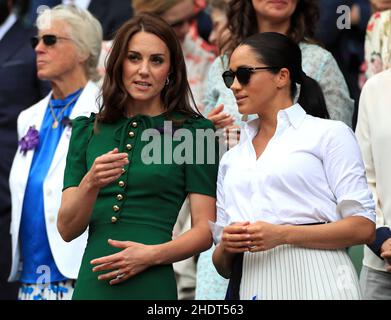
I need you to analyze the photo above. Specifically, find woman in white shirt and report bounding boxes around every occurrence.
[212,32,376,300]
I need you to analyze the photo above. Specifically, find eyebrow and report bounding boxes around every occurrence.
[127,50,167,56]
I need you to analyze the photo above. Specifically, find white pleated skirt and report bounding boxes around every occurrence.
[240,244,362,300]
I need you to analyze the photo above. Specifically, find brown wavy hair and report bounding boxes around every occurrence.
[98,13,200,123]
[222,0,319,55]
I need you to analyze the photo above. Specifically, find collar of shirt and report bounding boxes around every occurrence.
[240,103,306,144]
[50,87,83,108]
[62,0,91,9]
[0,13,17,41]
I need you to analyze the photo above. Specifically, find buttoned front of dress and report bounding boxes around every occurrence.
[63,111,219,299]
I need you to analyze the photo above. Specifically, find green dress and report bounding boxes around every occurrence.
[63,112,219,300]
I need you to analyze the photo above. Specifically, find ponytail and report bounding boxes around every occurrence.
[297,73,329,119]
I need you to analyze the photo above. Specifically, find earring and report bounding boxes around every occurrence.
[165,77,170,86]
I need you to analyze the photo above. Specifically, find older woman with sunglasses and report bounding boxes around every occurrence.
[212,32,375,300]
[8,5,102,300]
[196,0,355,300]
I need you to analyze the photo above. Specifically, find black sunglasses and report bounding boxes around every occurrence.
[222,66,280,88]
[30,34,71,49]
[169,13,199,28]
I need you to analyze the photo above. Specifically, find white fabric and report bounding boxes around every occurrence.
[0,13,17,41]
[215,103,375,241]
[8,81,100,282]
[356,69,391,272]
[241,245,362,300]
[18,279,75,300]
[62,0,91,9]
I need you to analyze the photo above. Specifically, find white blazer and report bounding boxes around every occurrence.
[8,81,100,282]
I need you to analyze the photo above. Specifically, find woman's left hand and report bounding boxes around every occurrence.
[246,221,286,252]
[380,238,391,272]
[90,239,156,285]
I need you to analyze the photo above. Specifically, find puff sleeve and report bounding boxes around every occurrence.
[63,113,95,190]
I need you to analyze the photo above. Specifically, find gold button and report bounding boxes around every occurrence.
[118,181,125,187]
[131,122,138,128]
[128,131,135,138]
[113,205,120,212]
[121,168,126,174]
[126,144,132,150]
[117,194,124,201]
[111,216,118,223]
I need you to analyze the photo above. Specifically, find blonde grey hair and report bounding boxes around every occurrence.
[36,5,103,81]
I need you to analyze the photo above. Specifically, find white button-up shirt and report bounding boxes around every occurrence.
[215,103,375,238]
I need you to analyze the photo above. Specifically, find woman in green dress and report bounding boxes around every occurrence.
[57,13,219,300]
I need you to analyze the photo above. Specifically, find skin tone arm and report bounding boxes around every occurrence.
[380,238,391,272]
[57,148,129,242]
[90,192,216,285]
[213,216,375,278]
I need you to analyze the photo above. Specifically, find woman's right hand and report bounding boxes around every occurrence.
[85,148,129,190]
[207,104,235,129]
[220,222,251,254]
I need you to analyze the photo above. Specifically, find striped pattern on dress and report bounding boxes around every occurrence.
[240,244,362,300]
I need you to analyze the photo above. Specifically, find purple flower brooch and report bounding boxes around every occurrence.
[19,126,39,155]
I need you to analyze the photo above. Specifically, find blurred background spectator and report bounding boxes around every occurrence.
[363,3,391,82]
[315,0,372,129]
[207,0,230,55]
[0,0,50,300]
[8,5,101,300]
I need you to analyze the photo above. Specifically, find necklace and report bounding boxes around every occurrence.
[49,91,81,129]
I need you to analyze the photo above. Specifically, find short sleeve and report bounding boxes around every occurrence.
[63,114,95,190]
[184,117,219,198]
[212,155,230,244]
[321,121,376,222]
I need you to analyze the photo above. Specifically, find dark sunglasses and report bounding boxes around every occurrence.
[30,34,71,49]
[222,66,280,88]
[169,13,199,28]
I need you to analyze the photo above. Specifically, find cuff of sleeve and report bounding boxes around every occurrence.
[208,220,225,245]
[336,194,376,222]
[367,227,391,258]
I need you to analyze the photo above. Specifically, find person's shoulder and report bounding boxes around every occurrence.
[183,34,216,61]
[369,9,391,25]
[18,93,50,119]
[305,116,352,140]
[300,42,332,59]
[72,113,96,128]
[364,68,391,89]
[11,19,36,37]
[180,113,215,131]
[218,142,242,169]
